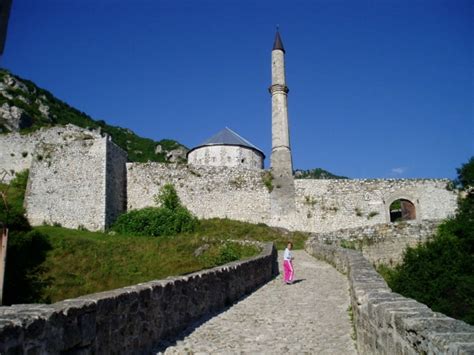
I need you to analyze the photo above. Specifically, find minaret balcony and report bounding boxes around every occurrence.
[268,84,289,94]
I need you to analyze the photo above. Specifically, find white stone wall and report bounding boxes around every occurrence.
[283,178,458,233]
[25,133,127,231]
[25,137,107,230]
[0,125,102,181]
[127,163,270,224]
[127,166,457,235]
[187,145,263,170]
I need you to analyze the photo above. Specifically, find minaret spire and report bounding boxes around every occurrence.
[269,29,295,217]
[272,27,285,53]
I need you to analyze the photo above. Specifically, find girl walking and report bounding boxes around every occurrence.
[283,242,294,284]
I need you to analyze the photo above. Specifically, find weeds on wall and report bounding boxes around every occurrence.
[261,171,274,192]
[304,195,317,207]
[340,240,359,250]
[229,175,245,189]
[347,305,357,341]
[367,211,379,219]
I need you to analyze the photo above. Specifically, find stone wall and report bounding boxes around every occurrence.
[105,138,128,228]
[25,133,127,231]
[286,178,458,233]
[309,220,441,266]
[305,240,474,354]
[126,163,271,224]
[25,136,107,230]
[0,243,278,354]
[128,164,458,235]
[0,125,101,182]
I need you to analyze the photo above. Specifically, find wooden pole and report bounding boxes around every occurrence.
[0,227,7,305]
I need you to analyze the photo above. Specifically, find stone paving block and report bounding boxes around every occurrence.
[158,251,357,354]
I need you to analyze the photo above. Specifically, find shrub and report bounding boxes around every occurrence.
[112,206,198,237]
[113,184,197,236]
[215,242,240,264]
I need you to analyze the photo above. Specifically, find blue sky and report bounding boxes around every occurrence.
[1,0,472,179]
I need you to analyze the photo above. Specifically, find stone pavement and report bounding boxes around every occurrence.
[156,251,357,354]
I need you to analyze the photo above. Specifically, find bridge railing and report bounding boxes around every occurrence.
[305,238,474,354]
[0,242,278,353]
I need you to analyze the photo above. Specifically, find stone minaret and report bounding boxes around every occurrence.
[269,30,295,217]
[269,30,293,176]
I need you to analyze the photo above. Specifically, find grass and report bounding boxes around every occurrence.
[30,218,307,302]
[32,225,260,303]
[194,218,308,250]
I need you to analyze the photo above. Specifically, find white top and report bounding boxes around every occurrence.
[283,248,293,261]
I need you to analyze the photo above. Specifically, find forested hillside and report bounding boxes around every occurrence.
[0,68,187,163]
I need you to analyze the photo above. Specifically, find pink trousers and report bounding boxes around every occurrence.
[283,260,294,283]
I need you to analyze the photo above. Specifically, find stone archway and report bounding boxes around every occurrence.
[389,199,416,222]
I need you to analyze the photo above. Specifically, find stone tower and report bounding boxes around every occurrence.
[269,30,295,217]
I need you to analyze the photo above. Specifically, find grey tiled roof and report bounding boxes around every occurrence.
[197,127,264,155]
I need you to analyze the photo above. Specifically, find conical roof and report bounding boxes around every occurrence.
[273,30,285,53]
[188,127,265,157]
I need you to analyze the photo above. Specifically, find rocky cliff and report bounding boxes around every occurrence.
[0,69,187,163]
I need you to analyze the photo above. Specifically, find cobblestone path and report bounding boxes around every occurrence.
[157,251,357,354]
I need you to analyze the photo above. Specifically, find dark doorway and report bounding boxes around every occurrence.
[389,199,416,222]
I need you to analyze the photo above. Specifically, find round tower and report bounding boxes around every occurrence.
[187,127,265,170]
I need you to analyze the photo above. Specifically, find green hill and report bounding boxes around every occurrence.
[294,168,348,179]
[0,68,187,163]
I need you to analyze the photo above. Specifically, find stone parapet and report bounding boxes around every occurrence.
[0,243,277,353]
[305,239,474,354]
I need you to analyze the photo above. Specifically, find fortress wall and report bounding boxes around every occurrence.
[104,139,128,228]
[308,220,441,266]
[25,136,108,231]
[127,166,457,235]
[305,239,474,354]
[287,178,457,233]
[126,163,271,224]
[0,243,278,354]
[0,125,102,181]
